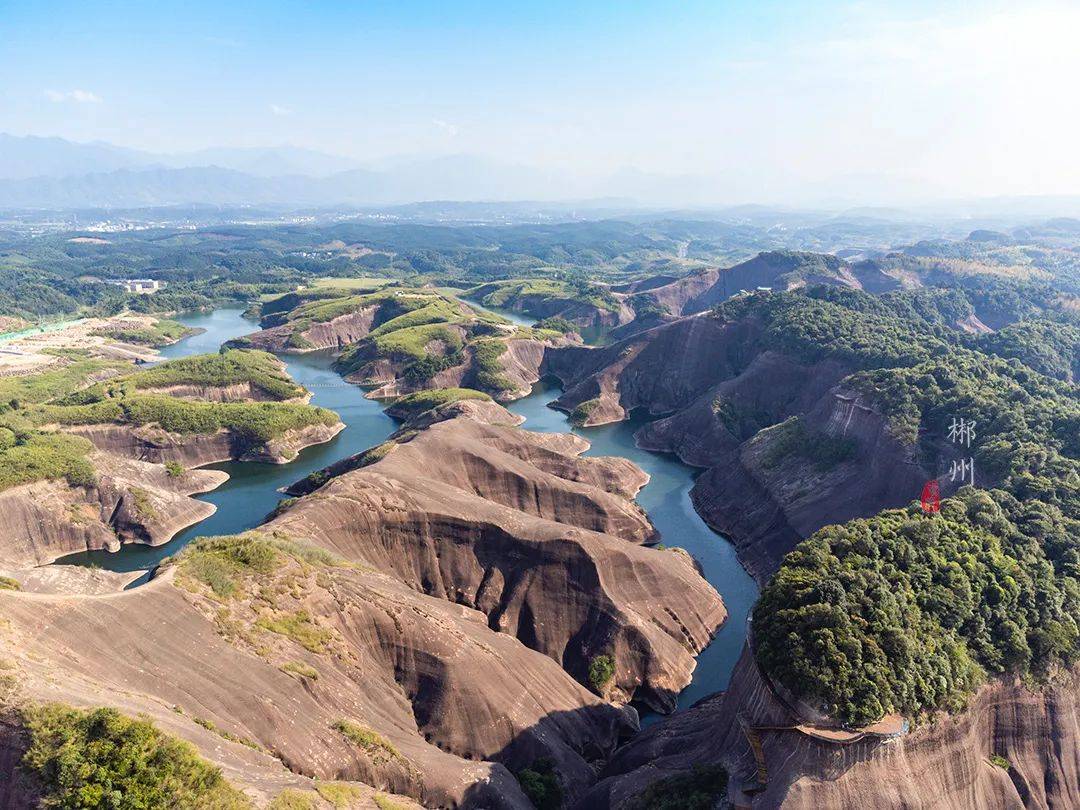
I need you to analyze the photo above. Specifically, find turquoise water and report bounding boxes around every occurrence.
[55,309,395,581]
[506,380,759,719]
[58,306,758,713]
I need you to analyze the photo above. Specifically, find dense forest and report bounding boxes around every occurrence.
[745,284,1080,726]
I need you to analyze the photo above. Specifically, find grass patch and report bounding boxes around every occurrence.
[268,789,318,810]
[90,318,193,347]
[173,533,283,598]
[316,782,365,807]
[470,338,514,392]
[192,716,264,752]
[332,720,401,763]
[373,794,409,810]
[989,754,1011,769]
[20,703,250,809]
[0,357,126,406]
[0,576,20,591]
[164,460,185,477]
[257,610,333,654]
[281,660,319,680]
[386,387,491,418]
[107,349,302,400]
[570,398,601,426]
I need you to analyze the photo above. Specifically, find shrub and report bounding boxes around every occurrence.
[257,610,333,654]
[315,783,364,808]
[0,431,96,493]
[281,661,319,680]
[470,339,514,392]
[268,789,317,810]
[331,720,401,763]
[517,758,562,810]
[386,388,491,418]
[588,654,616,692]
[20,703,249,808]
[164,460,186,478]
[0,576,20,591]
[634,764,728,810]
[570,398,600,426]
[989,754,1011,769]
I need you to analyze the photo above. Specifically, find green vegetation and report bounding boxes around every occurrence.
[331,720,402,763]
[989,754,1011,769]
[762,416,858,472]
[386,387,491,418]
[372,795,408,810]
[30,394,338,446]
[164,460,186,478]
[468,338,514,392]
[191,716,264,752]
[588,654,616,692]
[281,661,319,680]
[315,783,364,807]
[0,575,20,590]
[516,759,562,810]
[977,319,1080,381]
[0,431,95,492]
[20,703,249,809]
[173,532,343,598]
[0,357,126,405]
[0,350,334,495]
[755,490,1080,726]
[268,789,317,810]
[633,765,728,810]
[533,315,579,334]
[99,349,304,400]
[570,398,601,426]
[257,610,333,654]
[469,277,620,314]
[715,286,1080,728]
[90,318,193,347]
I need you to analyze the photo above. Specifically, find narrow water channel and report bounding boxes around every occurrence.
[59,305,759,714]
[56,309,395,581]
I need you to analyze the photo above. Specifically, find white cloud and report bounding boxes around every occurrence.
[44,89,102,104]
[270,104,293,117]
[432,118,459,137]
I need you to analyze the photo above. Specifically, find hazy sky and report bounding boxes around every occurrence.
[2,0,1079,203]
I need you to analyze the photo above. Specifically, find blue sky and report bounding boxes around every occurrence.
[1,1,1078,202]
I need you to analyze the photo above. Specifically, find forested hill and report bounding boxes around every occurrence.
[739,286,1080,727]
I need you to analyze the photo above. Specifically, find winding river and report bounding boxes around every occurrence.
[59,306,758,717]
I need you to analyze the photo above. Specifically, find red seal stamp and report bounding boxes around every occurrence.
[921,479,941,513]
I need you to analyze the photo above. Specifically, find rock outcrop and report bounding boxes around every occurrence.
[581,645,1080,809]
[269,400,725,713]
[0,397,727,808]
[543,313,927,581]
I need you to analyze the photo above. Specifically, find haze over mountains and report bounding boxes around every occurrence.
[6,134,1080,218]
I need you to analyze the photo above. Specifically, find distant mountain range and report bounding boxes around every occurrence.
[6,134,1080,216]
[0,134,607,209]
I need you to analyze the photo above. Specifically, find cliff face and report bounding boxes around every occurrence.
[66,420,343,468]
[0,457,227,576]
[241,307,380,354]
[545,314,926,582]
[583,645,1080,810]
[609,252,905,340]
[0,398,727,808]
[269,400,724,714]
